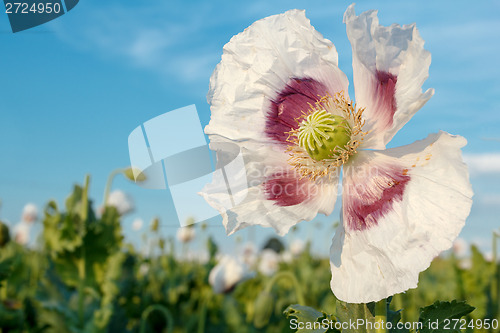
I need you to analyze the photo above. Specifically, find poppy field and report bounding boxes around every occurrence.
[1,1,500,332]
[0,176,498,333]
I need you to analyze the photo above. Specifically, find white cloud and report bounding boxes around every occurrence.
[463,153,500,174]
[479,194,500,206]
[51,2,220,85]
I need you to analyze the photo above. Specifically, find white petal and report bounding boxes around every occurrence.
[209,255,251,293]
[344,5,434,149]
[258,249,281,276]
[330,131,473,303]
[203,10,347,237]
[206,9,348,147]
[176,227,195,243]
[200,144,339,236]
[22,203,38,222]
[107,190,134,215]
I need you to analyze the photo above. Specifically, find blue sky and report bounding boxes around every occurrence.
[0,0,499,254]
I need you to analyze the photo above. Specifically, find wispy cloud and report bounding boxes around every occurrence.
[479,194,500,206]
[464,153,500,174]
[52,2,221,85]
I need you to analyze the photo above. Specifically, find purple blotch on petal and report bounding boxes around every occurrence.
[373,70,397,130]
[266,78,329,144]
[344,165,410,231]
[263,172,312,207]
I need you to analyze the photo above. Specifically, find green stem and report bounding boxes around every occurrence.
[494,231,498,267]
[182,243,189,261]
[392,294,403,321]
[77,175,90,327]
[140,304,174,333]
[494,230,500,320]
[77,255,86,327]
[103,168,124,206]
[0,279,7,301]
[375,299,387,333]
[82,175,90,221]
[451,253,467,301]
[264,271,305,304]
[197,297,207,333]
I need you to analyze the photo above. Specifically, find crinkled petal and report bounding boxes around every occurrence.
[344,4,434,149]
[200,144,339,236]
[330,131,473,303]
[202,10,346,236]
[206,9,349,147]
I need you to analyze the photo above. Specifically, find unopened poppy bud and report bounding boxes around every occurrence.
[123,167,146,182]
[150,218,159,232]
[253,291,274,328]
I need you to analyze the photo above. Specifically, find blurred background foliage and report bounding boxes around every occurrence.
[0,176,498,332]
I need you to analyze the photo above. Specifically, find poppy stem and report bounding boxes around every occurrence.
[264,271,305,304]
[197,296,207,333]
[77,256,85,327]
[140,304,174,332]
[77,175,90,328]
[103,168,124,206]
[374,298,387,333]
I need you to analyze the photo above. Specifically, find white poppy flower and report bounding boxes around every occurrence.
[184,251,209,264]
[452,238,468,258]
[280,250,293,263]
[139,263,150,276]
[21,203,38,223]
[132,218,144,231]
[258,249,280,276]
[107,190,134,215]
[201,5,473,303]
[459,258,472,270]
[290,239,305,257]
[240,242,258,267]
[176,227,195,243]
[14,221,31,245]
[209,255,251,294]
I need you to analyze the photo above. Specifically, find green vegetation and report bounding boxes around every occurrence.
[0,177,498,332]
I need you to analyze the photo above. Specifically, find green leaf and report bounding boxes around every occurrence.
[386,297,409,333]
[336,301,376,333]
[418,300,475,333]
[207,236,218,264]
[461,245,495,320]
[43,201,85,256]
[0,255,18,286]
[0,221,10,247]
[223,297,245,331]
[387,309,409,333]
[40,301,79,324]
[0,303,24,330]
[43,181,123,289]
[284,304,339,333]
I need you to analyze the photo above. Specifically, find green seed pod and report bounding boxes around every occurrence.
[297,109,352,161]
[150,217,160,232]
[123,167,146,182]
[253,291,274,328]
